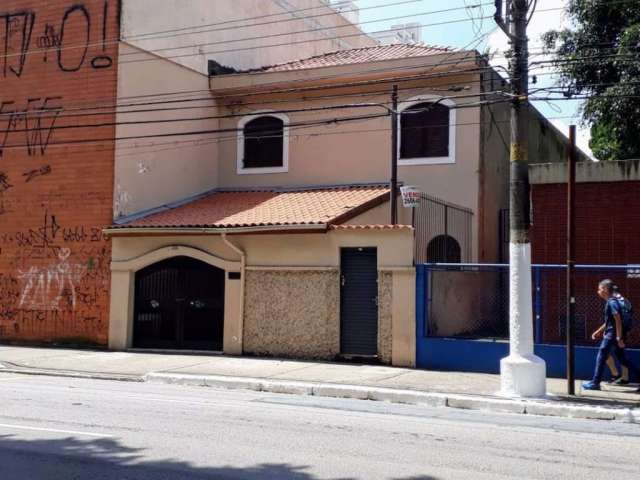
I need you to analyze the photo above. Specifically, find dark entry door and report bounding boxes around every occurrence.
[340,248,378,356]
[133,256,225,351]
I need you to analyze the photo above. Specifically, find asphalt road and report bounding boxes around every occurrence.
[0,373,638,480]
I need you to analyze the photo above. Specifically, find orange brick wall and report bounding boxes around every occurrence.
[0,0,119,345]
[531,181,640,347]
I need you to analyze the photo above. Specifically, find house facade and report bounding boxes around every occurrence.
[2,1,576,367]
[106,44,574,365]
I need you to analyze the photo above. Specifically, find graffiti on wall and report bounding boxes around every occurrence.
[0,97,64,157]
[0,1,118,343]
[17,247,86,310]
[1,1,115,78]
[0,206,111,339]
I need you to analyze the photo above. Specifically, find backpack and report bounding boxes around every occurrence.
[615,296,634,332]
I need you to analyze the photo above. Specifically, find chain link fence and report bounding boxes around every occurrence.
[421,264,640,348]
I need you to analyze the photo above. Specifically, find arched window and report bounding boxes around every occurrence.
[427,235,461,263]
[398,96,455,165]
[237,113,289,174]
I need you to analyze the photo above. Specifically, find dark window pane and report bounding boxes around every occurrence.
[400,102,450,159]
[427,235,461,263]
[243,116,284,169]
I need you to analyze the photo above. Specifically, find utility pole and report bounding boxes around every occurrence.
[566,125,577,395]
[390,85,399,225]
[495,0,546,397]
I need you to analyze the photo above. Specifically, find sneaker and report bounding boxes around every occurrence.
[607,375,622,384]
[582,381,601,391]
[612,377,630,385]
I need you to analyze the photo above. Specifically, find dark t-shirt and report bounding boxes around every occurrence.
[604,297,622,339]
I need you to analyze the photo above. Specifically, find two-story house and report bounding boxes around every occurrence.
[105,43,574,366]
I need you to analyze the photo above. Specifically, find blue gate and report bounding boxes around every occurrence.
[416,263,640,380]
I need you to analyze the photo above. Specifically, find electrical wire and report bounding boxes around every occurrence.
[0,95,513,151]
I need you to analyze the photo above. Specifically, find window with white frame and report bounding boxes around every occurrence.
[237,113,289,174]
[398,96,456,165]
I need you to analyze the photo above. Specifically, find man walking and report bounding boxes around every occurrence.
[583,279,640,392]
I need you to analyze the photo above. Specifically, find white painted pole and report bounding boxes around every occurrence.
[497,0,546,398]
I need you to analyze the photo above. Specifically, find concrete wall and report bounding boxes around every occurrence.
[114,43,220,217]
[530,158,640,184]
[108,228,416,366]
[0,0,120,345]
[120,0,375,73]
[479,69,511,262]
[478,68,582,262]
[428,270,505,337]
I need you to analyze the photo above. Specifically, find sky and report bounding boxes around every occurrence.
[354,0,594,157]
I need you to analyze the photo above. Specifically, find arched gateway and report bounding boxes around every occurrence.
[133,256,225,351]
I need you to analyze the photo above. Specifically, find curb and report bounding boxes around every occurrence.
[1,364,637,423]
[0,363,143,383]
[144,372,639,423]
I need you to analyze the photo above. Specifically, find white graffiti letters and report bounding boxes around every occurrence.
[17,248,86,311]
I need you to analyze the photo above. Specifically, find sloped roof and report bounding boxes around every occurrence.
[108,186,390,232]
[248,44,453,73]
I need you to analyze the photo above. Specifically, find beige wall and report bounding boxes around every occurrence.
[478,68,579,262]
[479,69,511,262]
[114,43,221,217]
[530,158,638,184]
[121,0,375,73]
[108,228,415,366]
[214,74,482,260]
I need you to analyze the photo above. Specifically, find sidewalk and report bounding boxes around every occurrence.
[1,345,638,422]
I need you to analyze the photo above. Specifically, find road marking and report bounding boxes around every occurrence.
[0,423,114,438]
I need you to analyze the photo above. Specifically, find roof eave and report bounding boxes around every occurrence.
[209,51,480,95]
[103,223,328,237]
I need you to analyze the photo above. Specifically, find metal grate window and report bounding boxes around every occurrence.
[400,102,449,159]
[243,116,284,169]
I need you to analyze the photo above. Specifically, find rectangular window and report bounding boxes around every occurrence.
[400,104,450,159]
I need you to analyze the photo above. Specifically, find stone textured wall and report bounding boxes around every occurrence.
[377,271,393,364]
[243,270,340,359]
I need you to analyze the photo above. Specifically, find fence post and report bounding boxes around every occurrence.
[416,265,426,339]
[534,266,542,344]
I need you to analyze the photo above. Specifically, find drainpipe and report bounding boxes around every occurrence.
[222,233,246,354]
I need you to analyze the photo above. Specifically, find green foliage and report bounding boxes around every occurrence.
[543,0,640,160]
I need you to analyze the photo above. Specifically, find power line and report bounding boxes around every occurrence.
[1,1,490,62]
[2,89,513,135]
[127,0,430,39]
[0,58,495,118]
[118,15,497,65]
[8,43,630,119]
[21,108,583,161]
[118,7,490,59]
[0,96,512,151]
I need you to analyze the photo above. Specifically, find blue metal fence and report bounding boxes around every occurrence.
[416,263,640,379]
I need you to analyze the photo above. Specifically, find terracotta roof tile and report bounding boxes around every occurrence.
[330,224,413,230]
[249,44,452,73]
[111,186,390,230]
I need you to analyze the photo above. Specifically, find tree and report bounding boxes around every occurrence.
[543,0,640,160]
